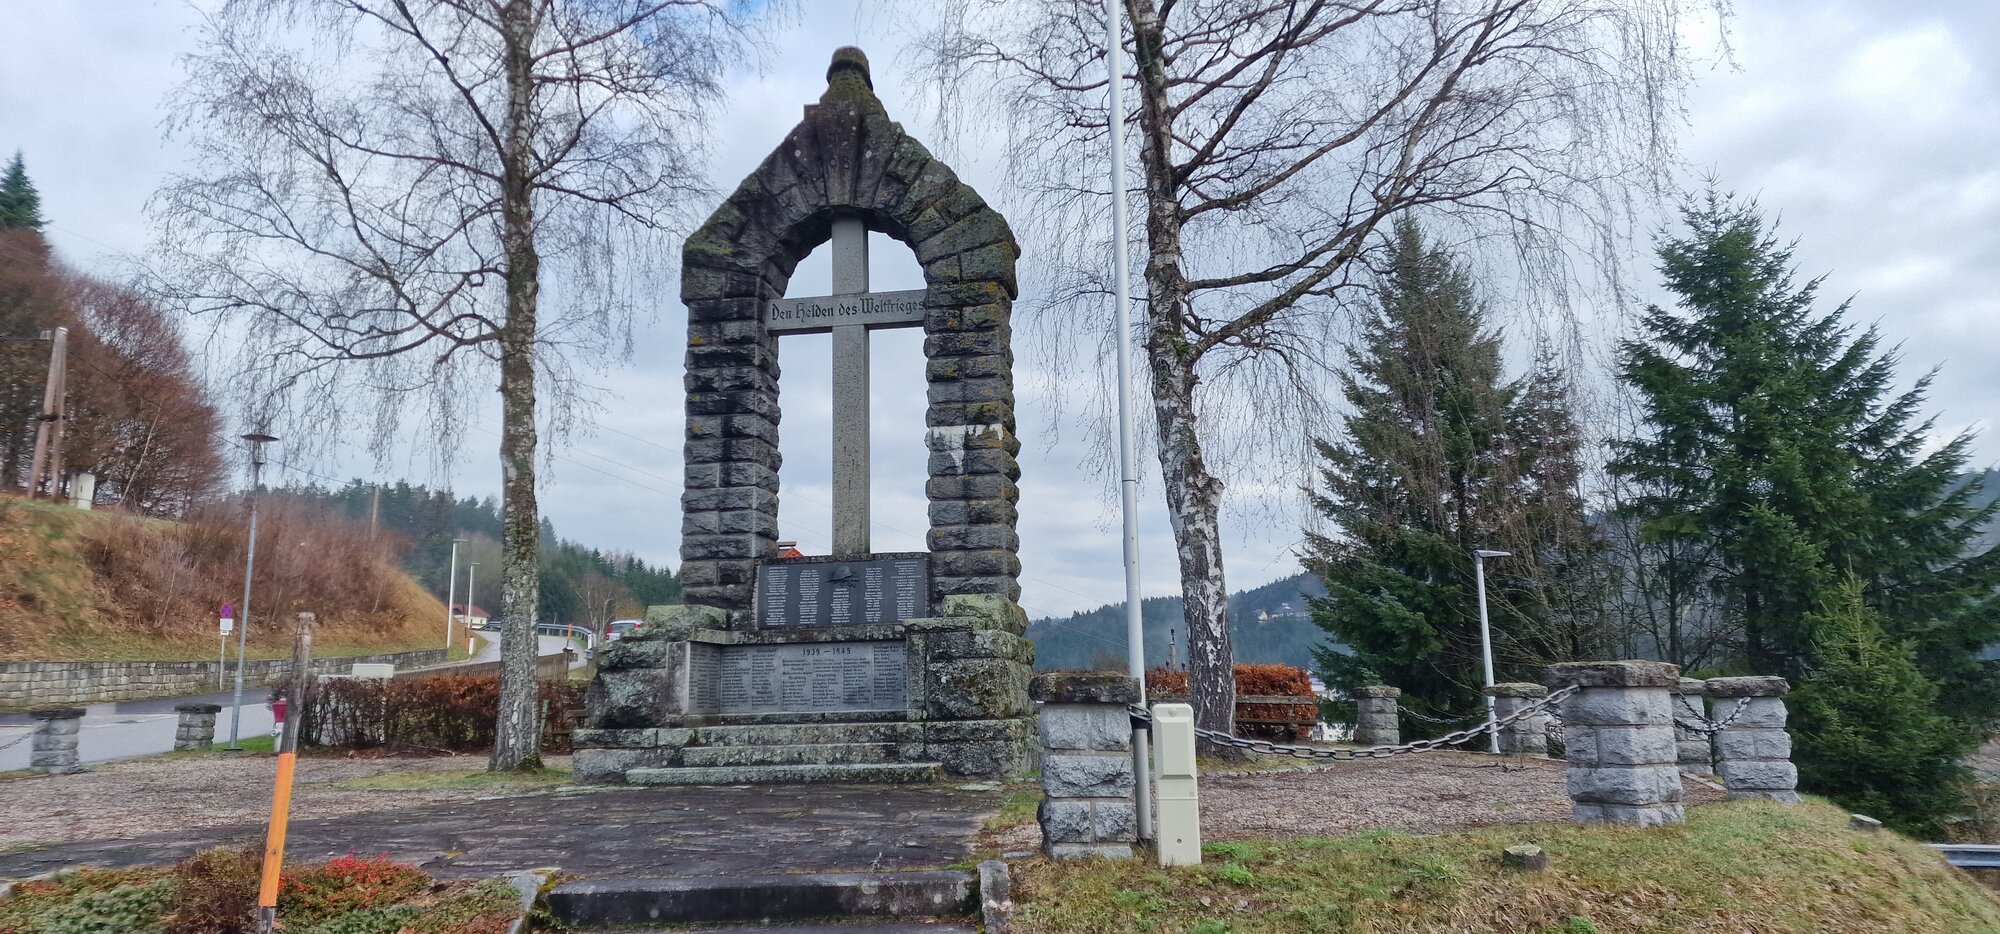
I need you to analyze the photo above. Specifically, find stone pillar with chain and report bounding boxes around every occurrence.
[1705,676,1800,804]
[1547,661,1685,827]
[1671,678,1713,776]
[1486,683,1549,756]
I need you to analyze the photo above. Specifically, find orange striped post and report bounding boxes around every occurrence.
[255,612,314,934]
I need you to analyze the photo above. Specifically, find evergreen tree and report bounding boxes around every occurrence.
[1305,220,1608,716]
[1788,579,1973,836]
[0,153,44,232]
[1611,190,2000,721]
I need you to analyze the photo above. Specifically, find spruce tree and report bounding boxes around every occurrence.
[1788,579,1973,836]
[1612,190,2000,722]
[0,153,45,232]
[1305,220,1607,716]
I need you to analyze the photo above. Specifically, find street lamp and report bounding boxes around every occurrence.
[444,537,466,651]
[464,562,480,653]
[227,432,278,750]
[1473,548,1512,754]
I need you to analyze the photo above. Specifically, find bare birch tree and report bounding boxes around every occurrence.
[152,0,779,769]
[920,0,1722,738]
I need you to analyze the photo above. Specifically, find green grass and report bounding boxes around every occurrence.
[331,766,571,792]
[1011,801,2000,933]
[986,780,1042,832]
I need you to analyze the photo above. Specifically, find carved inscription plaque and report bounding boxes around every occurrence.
[766,289,927,334]
[686,640,907,714]
[758,553,930,629]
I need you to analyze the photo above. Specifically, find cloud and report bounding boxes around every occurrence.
[7,0,1998,620]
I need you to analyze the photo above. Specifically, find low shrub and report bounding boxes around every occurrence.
[1145,664,1318,739]
[278,853,430,926]
[0,853,517,934]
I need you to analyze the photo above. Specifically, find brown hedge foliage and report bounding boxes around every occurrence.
[292,674,584,754]
[1144,664,1317,739]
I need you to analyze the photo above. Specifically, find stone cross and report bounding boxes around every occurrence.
[766,217,927,557]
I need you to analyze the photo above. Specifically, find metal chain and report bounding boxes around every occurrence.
[0,731,32,753]
[1674,696,1754,735]
[1129,685,1577,760]
[1398,707,1473,725]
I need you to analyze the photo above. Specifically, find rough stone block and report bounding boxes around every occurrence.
[1576,726,1677,767]
[1572,803,1685,827]
[1039,705,1130,752]
[1038,798,1095,844]
[932,738,1031,777]
[1041,754,1136,798]
[939,594,1030,635]
[598,639,681,671]
[574,747,680,783]
[1713,729,1791,761]
[1566,764,1683,806]
[1716,759,1798,791]
[1029,672,1140,705]
[1704,675,1789,698]
[927,659,1029,720]
[1561,689,1671,727]
[1724,697,1789,730]
[1546,661,1681,689]
[586,667,685,728]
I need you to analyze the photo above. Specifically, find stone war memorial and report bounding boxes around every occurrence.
[575,48,1034,785]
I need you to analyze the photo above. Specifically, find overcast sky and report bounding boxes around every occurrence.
[3,1,1996,620]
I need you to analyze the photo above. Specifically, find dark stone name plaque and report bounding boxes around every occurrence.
[687,641,907,714]
[757,553,930,629]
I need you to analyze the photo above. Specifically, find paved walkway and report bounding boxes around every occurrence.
[0,783,1003,881]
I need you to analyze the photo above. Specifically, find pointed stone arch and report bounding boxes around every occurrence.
[679,48,1022,617]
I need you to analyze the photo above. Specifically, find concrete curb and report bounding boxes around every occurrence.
[544,870,975,927]
[978,859,1014,932]
[503,868,555,934]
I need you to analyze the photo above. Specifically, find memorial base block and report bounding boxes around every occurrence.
[577,593,1035,784]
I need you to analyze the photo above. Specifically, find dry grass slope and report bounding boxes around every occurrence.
[0,492,446,661]
[1012,801,2000,934]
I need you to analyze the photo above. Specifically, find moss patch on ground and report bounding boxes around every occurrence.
[331,766,571,792]
[1011,801,2000,933]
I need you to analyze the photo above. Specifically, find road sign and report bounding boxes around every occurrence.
[221,602,236,634]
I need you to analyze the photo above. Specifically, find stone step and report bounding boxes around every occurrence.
[625,762,943,786]
[692,721,924,748]
[544,871,974,929]
[665,924,976,934]
[680,742,899,768]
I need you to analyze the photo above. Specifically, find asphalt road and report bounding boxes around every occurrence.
[0,634,579,770]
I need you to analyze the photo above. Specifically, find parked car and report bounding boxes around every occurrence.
[605,619,643,642]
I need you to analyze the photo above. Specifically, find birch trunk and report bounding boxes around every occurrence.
[491,0,543,772]
[1129,0,1235,742]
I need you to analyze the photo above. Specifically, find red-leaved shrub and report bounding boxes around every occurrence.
[1145,664,1317,739]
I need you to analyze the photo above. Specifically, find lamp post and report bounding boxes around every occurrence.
[227,432,278,750]
[465,562,479,653]
[444,537,466,651]
[1473,548,1512,754]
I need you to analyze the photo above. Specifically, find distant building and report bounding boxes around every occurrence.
[450,604,491,629]
[775,539,807,559]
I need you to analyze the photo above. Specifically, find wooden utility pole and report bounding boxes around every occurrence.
[369,483,381,539]
[25,326,67,498]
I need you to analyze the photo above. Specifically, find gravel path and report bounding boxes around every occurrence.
[1,752,562,850]
[986,751,1726,852]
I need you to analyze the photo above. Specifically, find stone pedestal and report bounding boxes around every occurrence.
[1706,676,1799,804]
[29,707,85,774]
[577,595,1035,785]
[1353,686,1400,746]
[1670,678,1713,776]
[1486,683,1548,756]
[1030,671,1138,860]
[1546,661,1684,826]
[173,702,221,752]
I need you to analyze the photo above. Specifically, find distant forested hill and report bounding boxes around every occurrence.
[1026,572,1334,671]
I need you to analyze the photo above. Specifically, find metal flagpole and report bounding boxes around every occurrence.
[445,538,465,650]
[228,433,278,750]
[1473,549,1511,754]
[1105,0,1153,842]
